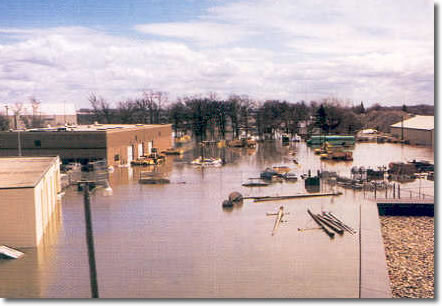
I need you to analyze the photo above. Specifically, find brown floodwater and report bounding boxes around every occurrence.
[0,141,433,298]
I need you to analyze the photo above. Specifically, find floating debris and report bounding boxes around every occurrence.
[307,209,334,238]
[267,206,286,236]
[242,178,270,187]
[0,246,24,259]
[244,191,342,202]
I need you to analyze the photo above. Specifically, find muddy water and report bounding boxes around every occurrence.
[0,142,433,298]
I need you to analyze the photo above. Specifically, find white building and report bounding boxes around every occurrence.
[1,103,77,128]
[390,115,434,146]
[0,156,61,247]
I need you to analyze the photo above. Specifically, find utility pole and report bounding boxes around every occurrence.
[81,181,100,298]
[17,130,22,156]
[401,116,404,141]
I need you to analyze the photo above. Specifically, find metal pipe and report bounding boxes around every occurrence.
[307,209,334,238]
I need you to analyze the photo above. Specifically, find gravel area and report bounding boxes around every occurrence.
[380,216,434,298]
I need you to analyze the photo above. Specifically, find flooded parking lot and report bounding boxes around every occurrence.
[0,141,433,298]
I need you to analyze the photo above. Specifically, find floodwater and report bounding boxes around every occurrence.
[0,141,434,298]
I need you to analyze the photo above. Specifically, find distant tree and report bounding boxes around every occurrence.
[89,93,112,123]
[12,102,23,129]
[167,101,188,136]
[0,114,9,130]
[117,100,137,123]
[402,104,408,112]
[29,96,44,128]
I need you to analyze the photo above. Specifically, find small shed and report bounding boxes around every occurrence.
[0,156,61,247]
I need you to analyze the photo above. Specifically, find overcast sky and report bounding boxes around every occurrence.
[0,0,434,108]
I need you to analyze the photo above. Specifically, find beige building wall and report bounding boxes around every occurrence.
[0,188,37,247]
[390,127,433,146]
[33,158,61,246]
[0,157,60,247]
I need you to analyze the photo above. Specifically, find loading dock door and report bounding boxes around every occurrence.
[138,143,143,158]
[147,141,153,155]
[127,145,134,163]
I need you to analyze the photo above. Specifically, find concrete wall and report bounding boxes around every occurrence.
[390,127,433,146]
[0,157,60,247]
[106,125,173,166]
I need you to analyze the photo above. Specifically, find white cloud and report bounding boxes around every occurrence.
[0,0,434,108]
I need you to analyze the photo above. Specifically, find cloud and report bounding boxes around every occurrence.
[0,0,434,108]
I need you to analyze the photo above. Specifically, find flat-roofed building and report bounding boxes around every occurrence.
[390,115,434,146]
[1,103,77,128]
[0,124,173,166]
[0,156,61,247]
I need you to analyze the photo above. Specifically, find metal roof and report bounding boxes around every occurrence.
[390,115,434,131]
[0,156,58,189]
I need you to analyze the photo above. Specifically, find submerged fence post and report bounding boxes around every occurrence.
[393,183,396,198]
[83,182,100,298]
[398,184,400,199]
[374,184,377,199]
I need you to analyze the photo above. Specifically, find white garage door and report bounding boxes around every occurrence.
[138,143,143,158]
[127,145,134,163]
[147,141,153,155]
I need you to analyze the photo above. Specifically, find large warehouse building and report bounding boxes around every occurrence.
[390,115,434,147]
[0,124,172,166]
[0,156,61,247]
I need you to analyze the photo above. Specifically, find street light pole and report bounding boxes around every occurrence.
[82,181,99,298]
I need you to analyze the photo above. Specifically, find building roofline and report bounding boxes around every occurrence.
[0,156,59,189]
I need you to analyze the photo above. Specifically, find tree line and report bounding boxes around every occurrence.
[0,92,433,137]
[83,91,432,141]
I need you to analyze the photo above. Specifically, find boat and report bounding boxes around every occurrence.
[191,157,223,167]
[242,178,270,187]
[260,168,280,180]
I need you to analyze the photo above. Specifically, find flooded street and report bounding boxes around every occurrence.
[0,142,433,298]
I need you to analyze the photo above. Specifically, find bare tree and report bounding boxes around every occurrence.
[29,96,44,128]
[12,102,23,129]
[89,93,112,123]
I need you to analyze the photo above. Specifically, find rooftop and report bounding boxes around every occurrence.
[390,115,434,131]
[1,103,76,116]
[3,124,169,133]
[0,156,58,189]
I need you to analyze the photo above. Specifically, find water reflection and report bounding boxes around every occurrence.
[0,202,62,298]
